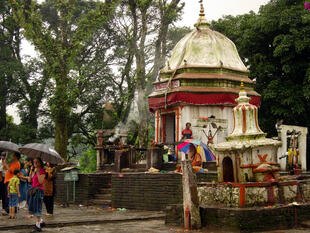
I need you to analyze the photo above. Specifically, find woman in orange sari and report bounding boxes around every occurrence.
[188,145,202,172]
[175,145,202,173]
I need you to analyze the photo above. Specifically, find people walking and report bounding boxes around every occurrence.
[43,162,56,216]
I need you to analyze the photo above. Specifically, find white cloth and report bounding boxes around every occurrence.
[0,160,5,177]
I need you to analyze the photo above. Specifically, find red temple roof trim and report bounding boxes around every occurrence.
[148,92,261,111]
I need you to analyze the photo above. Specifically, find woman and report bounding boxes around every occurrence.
[188,145,202,173]
[28,157,45,232]
[175,145,202,173]
[23,158,35,218]
[18,163,28,208]
[43,162,56,216]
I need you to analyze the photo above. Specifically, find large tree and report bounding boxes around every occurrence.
[0,0,22,140]
[126,0,184,147]
[17,58,49,143]
[11,0,114,159]
[212,0,310,135]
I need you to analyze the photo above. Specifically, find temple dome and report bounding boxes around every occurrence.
[162,27,248,73]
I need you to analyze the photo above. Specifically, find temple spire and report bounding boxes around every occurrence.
[199,0,205,19]
[195,0,210,29]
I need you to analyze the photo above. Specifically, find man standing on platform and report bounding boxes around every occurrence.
[181,122,193,141]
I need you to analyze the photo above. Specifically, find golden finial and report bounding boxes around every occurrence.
[199,0,205,18]
[240,81,245,91]
[195,1,210,29]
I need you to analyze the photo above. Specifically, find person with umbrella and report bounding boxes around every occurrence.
[2,152,21,215]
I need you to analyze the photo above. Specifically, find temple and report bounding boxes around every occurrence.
[148,1,260,157]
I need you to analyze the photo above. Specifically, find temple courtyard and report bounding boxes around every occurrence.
[0,201,309,232]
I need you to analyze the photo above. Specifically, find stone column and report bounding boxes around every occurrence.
[146,148,163,170]
[182,159,201,229]
[95,129,104,171]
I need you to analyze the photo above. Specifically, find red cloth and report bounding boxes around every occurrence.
[32,168,46,190]
[182,129,192,139]
[148,92,261,110]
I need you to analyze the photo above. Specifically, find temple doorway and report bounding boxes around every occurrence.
[223,157,234,182]
[164,113,175,144]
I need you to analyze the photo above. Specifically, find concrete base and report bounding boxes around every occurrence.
[200,203,310,231]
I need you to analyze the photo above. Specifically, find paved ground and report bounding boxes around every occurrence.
[0,201,309,232]
[3,220,310,233]
[0,202,164,231]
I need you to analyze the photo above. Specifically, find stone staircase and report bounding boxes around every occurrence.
[89,185,112,206]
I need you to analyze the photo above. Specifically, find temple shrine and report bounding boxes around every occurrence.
[148,1,260,157]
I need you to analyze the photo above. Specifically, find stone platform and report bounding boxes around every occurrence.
[0,203,164,231]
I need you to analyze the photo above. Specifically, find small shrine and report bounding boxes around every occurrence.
[214,82,282,182]
[148,1,261,158]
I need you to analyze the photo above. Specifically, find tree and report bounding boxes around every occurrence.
[126,0,184,147]
[0,0,22,140]
[17,58,49,143]
[11,0,115,160]
[212,0,310,136]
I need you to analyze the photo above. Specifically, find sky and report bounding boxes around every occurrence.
[179,0,269,27]
[8,0,270,123]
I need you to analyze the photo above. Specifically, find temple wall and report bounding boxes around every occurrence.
[198,180,310,208]
[181,105,233,144]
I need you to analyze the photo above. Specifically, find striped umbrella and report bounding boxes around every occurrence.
[177,139,216,162]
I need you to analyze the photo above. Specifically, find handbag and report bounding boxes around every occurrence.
[28,186,41,196]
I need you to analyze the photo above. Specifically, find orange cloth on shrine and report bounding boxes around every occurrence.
[191,153,202,172]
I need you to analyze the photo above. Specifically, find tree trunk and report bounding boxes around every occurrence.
[137,85,149,148]
[53,69,70,161]
[54,113,68,161]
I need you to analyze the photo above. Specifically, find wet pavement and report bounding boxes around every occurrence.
[0,201,309,232]
[0,202,164,231]
[3,220,310,233]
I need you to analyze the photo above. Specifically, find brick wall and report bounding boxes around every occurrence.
[55,173,111,204]
[111,172,217,210]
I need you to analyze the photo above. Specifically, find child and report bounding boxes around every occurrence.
[7,169,20,219]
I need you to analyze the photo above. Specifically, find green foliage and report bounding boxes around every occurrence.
[11,0,115,159]
[212,0,310,136]
[0,0,23,140]
[78,147,97,173]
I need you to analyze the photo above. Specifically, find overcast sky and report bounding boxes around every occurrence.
[10,0,270,122]
[179,0,269,26]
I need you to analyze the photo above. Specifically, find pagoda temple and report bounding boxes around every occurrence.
[148,1,260,158]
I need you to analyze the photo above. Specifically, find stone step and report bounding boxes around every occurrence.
[90,199,111,205]
[98,188,112,194]
[94,193,111,199]
[203,161,217,171]
[301,220,310,228]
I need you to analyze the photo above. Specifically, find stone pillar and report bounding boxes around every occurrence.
[115,150,129,172]
[146,148,163,170]
[95,129,105,171]
[182,159,201,229]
